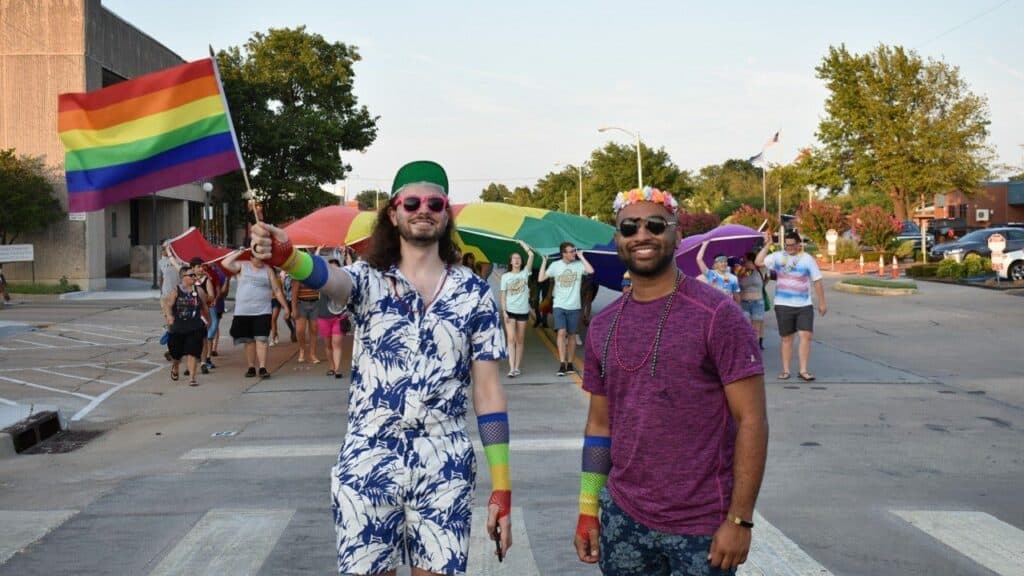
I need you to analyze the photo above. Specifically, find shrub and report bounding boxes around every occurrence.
[678,211,721,237]
[893,240,916,260]
[728,204,772,231]
[962,253,991,277]
[795,200,848,247]
[852,206,901,252]
[7,281,81,294]
[906,263,939,278]
[936,259,966,279]
[835,238,860,261]
[841,278,918,289]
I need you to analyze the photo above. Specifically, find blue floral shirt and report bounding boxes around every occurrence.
[336,261,506,439]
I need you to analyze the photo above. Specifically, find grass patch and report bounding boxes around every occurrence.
[841,278,918,290]
[7,281,81,294]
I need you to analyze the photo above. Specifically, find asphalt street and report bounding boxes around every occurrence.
[0,276,1022,575]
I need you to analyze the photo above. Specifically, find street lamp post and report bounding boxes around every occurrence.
[598,126,643,189]
[554,162,584,215]
[201,182,213,239]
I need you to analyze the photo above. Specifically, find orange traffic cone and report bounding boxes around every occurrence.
[859,254,864,275]
[878,255,885,277]
[892,255,899,278]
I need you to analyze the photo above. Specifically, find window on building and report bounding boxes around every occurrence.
[959,204,968,220]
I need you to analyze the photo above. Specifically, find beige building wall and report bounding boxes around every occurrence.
[0,0,207,289]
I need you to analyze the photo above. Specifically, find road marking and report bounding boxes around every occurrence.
[33,332,106,346]
[86,364,145,375]
[32,368,120,387]
[12,338,55,348]
[68,322,155,335]
[181,437,584,460]
[60,327,140,342]
[148,508,294,576]
[892,510,1024,575]
[0,510,78,565]
[739,511,833,575]
[0,375,94,400]
[71,364,163,421]
[468,507,539,575]
[0,396,17,406]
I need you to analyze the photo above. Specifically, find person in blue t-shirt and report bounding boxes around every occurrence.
[696,242,741,304]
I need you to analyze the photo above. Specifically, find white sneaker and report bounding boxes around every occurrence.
[512,369,521,376]
[507,370,515,378]
[575,335,583,346]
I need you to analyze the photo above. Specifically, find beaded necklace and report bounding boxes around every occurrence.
[600,270,682,378]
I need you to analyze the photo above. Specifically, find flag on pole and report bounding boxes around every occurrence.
[58,58,244,212]
[747,152,763,165]
[764,130,780,148]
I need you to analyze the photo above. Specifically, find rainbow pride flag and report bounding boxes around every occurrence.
[58,58,243,212]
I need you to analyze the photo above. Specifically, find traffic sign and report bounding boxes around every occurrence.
[987,233,1006,254]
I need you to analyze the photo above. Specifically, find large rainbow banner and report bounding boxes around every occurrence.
[58,58,243,212]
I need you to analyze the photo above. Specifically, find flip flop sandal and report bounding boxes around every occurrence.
[311,359,321,364]
[188,379,198,387]
[170,367,179,381]
[799,372,816,381]
[777,372,791,380]
[326,370,335,377]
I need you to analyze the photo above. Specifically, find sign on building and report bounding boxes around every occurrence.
[0,244,34,264]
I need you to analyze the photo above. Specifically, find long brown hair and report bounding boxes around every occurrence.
[364,203,461,271]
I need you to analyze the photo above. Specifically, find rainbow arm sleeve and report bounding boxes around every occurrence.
[281,250,329,290]
[577,435,611,539]
[478,412,511,519]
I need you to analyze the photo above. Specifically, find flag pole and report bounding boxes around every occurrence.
[208,45,261,224]
[151,192,159,289]
[761,165,767,212]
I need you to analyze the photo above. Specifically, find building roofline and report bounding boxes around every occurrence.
[100,3,187,65]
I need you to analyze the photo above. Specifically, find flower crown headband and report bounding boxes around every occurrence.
[612,186,679,214]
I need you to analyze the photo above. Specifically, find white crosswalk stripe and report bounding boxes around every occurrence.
[468,507,540,575]
[148,508,295,576]
[0,510,77,565]
[739,511,833,575]
[892,510,1024,576]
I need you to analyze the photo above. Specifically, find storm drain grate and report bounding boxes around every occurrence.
[21,429,105,454]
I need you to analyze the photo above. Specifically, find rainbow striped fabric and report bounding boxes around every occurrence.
[58,58,242,212]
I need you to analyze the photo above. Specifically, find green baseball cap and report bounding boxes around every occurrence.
[391,160,449,197]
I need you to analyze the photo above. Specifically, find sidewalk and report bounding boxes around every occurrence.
[60,277,160,301]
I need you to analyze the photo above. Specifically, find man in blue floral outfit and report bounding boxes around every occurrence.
[250,160,512,576]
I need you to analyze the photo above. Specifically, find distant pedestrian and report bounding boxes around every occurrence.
[539,241,594,376]
[270,269,297,346]
[163,265,209,386]
[189,257,217,374]
[575,187,767,574]
[737,252,767,350]
[158,244,181,361]
[620,271,632,295]
[755,231,826,381]
[500,240,534,377]
[221,250,290,378]
[292,249,321,364]
[317,258,347,378]
[208,265,229,359]
[697,242,741,304]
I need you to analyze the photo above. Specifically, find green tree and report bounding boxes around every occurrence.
[690,159,762,217]
[1009,172,1024,182]
[585,142,692,222]
[217,27,379,223]
[728,204,773,230]
[0,149,63,244]
[480,183,513,203]
[852,205,901,252]
[354,189,386,211]
[794,200,849,247]
[815,44,993,220]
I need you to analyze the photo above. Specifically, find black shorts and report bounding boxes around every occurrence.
[775,305,814,336]
[230,314,272,343]
[168,328,205,360]
[505,311,530,322]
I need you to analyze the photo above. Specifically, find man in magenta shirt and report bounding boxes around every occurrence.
[573,187,769,575]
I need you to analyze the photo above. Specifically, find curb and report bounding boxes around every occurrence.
[0,432,15,459]
[834,282,918,296]
[0,410,64,458]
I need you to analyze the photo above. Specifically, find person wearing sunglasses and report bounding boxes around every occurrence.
[755,230,826,382]
[247,160,512,575]
[538,242,594,376]
[695,243,742,304]
[575,187,767,574]
[500,240,535,378]
[162,265,210,386]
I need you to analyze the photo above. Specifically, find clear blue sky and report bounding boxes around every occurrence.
[105,0,1023,203]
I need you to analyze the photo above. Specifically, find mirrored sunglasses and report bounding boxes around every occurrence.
[394,194,447,213]
[617,216,676,238]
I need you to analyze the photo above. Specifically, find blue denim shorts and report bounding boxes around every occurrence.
[740,299,765,321]
[599,488,735,576]
[552,307,581,334]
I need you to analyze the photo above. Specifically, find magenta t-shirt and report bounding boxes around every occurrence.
[583,276,764,536]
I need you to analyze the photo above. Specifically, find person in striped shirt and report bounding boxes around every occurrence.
[755,231,827,381]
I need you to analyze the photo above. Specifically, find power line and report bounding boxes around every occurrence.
[917,0,1014,48]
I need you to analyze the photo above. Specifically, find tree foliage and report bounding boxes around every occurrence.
[690,159,763,217]
[354,189,386,211]
[0,149,63,244]
[480,183,513,203]
[677,211,721,238]
[852,205,901,252]
[794,200,849,247]
[584,142,692,222]
[728,204,773,231]
[815,44,993,220]
[217,27,378,223]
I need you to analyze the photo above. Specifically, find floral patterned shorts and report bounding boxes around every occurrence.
[330,432,476,575]
[599,488,736,576]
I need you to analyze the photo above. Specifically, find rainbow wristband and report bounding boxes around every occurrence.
[577,435,611,537]
[283,251,329,290]
[478,412,511,519]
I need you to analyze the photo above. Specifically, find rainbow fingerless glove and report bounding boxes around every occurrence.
[576,435,611,540]
[278,245,330,290]
[478,412,511,520]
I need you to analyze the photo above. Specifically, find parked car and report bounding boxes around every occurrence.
[929,217,970,242]
[931,227,1024,261]
[996,249,1024,281]
[896,220,934,251]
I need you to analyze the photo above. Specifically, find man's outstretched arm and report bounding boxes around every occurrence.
[575,394,610,565]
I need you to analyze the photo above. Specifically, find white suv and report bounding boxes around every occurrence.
[996,249,1024,281]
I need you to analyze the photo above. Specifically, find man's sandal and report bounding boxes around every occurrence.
[777,372,791,380]
[799,372,816,381]
[188,379,198,387]
[170,366,179,381]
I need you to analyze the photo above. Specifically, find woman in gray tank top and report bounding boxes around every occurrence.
[737,251,767,350]
[221,251,290,378]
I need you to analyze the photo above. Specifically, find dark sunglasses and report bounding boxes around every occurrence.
[617,216,676,237]
[394,194,448,213]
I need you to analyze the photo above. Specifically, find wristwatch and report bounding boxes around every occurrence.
[728,514,754,529]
